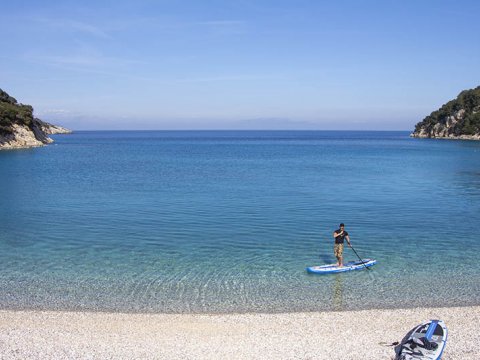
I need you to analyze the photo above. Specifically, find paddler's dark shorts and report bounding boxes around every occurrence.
[334,243,344,258]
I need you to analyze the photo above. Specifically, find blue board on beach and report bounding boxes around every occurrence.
[395,320,448,360]
[306,259,376,274]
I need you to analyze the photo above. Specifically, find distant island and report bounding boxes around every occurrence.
[412,86,480,140]
[0,88,71,150]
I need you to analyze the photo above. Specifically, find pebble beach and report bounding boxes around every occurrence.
[1,306,478,359]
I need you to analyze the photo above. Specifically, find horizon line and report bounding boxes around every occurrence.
[56,129,413,132]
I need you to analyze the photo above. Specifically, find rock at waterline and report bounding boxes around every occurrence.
[411,86,480,140]
[0,88,71,150]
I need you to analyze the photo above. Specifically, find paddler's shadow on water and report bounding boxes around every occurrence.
[331,270,375,311]
[332,274,344,311]
[330,269,376,311]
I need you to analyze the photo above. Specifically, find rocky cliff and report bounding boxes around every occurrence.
[411,86,480,140]
[0,88,71,150]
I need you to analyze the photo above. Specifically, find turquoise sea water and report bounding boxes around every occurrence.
[1,131,480,313]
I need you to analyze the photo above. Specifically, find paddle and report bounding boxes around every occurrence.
[348,243,371,271]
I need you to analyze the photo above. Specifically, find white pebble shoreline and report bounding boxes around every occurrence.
[0,306,479,359]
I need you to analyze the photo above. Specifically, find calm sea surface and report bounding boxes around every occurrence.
[1,131,480,313]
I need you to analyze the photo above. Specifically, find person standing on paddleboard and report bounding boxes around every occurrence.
[333,223,351,267]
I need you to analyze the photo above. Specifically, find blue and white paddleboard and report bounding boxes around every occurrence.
[306,259,376,274]
[396,320,448,360]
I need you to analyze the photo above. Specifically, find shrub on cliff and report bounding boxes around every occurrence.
[414,86,480,135]
[0,89,35,135]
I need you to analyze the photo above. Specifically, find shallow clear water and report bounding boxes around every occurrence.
[1,131,480,313]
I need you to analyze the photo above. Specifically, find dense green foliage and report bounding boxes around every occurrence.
[415,86,480,135]
[0,88,35,135]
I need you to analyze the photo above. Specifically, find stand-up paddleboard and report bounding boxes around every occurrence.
[396,320,448,360]
[306,259,376,274]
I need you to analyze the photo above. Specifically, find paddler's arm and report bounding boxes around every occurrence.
[346,235,351,247]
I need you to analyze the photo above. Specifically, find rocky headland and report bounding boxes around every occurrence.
[0,88,71,150]
[411,86,480,140]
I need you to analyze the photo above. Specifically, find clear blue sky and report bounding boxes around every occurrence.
[1,0,479,130]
